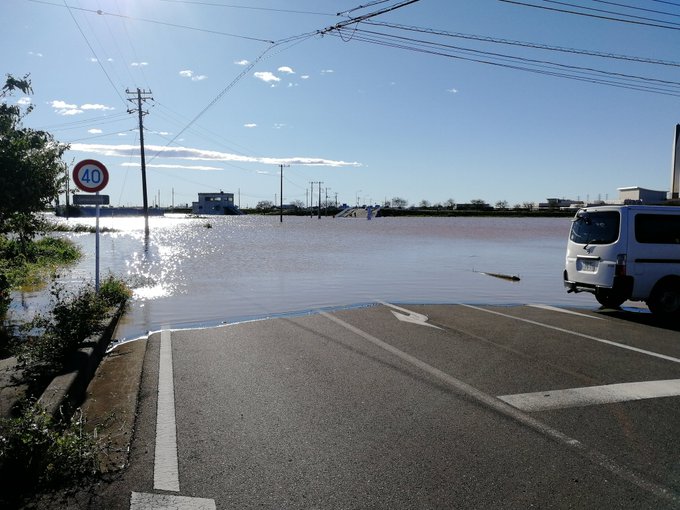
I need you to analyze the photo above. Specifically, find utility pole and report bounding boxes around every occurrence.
[317,181,323,219]
[325,187,331,217]
[126,88,153,237]
[279,164,289,223]
[310,182,314,218]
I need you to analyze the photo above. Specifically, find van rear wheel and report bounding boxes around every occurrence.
[595,289,626,308]
[647,280,680,318]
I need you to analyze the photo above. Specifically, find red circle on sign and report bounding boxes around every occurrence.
[73,159,109,192]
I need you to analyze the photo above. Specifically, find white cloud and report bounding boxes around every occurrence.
[89,58,98,63]
[121,162,222,171]
[17,97,31,105]
[71,143,363,168]
[28,51,43,57]
[51,100,77,109]
[50,100,113,116]
[117,132,127,136]
[321,69,334,74]
[278,66,295,74]
[301,75,310,80]
[131,62,149,67]
[51,100,82,116]
[88,128,103,134]
[179,70,207,81]
[81,103,114,111]
[234,59,250,66]
[254,71,280,83]
[447,88,458,94]
[244,123,257,128]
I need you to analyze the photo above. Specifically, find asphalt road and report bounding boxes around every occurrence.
[99,303,680,509]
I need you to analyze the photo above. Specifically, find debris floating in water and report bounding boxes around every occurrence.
[473,269,521,282]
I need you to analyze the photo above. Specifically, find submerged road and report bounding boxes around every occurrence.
[101,303,680,509]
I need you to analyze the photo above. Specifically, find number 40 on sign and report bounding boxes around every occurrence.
[73,159,109,193]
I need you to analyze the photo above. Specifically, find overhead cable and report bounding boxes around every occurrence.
[498,0,680,30]
[62,1,127,107]
[365,20,680,67]
[31,0,275,43]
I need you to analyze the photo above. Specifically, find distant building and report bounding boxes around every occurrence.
[192,192,242,215]
[617,186,667,204]
[538,198,582,210]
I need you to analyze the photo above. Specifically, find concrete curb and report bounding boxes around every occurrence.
[37,304,125,419]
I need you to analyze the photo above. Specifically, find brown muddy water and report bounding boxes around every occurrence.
[9,214,598,342]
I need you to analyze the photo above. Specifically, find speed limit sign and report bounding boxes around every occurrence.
[73,159,109,193]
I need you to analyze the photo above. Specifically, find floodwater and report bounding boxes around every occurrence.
[10,214,595,342]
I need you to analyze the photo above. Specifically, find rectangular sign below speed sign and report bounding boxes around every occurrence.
[73,194,110,205]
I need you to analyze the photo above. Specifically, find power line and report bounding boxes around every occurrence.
[62,1,127,107]
[331,28,680,96]
[365,20,680,67]
[30,0,275,43]
[592,0,680,19]
[319,0,421,35]
[498,0,680,30]
[542,0,680,26]
[157,0,333,17]
[347,27,680,90]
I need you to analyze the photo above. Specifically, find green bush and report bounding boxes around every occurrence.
[98,274,133,308]
[16,276,131,379]
[0,401,99,505]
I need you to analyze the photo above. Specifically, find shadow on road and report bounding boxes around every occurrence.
[597,307,680,333]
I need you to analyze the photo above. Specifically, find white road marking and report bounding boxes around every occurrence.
[499,379,680,412]
[378,301,442,329]
[130,492,216,509]
[320,311,680,504]
[527,304,605,320]
[462,304,680,364]
[154,329,180,492]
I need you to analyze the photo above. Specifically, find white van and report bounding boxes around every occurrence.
[564,205,680,317]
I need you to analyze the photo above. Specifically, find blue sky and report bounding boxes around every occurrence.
[4,0,680,208]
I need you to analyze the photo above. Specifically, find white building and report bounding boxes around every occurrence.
[192,192,240,215]
[617,186,667,204]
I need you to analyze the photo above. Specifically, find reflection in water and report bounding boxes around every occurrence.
[10,215,592,341]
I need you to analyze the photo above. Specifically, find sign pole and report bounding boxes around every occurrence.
[95,191,100,292]
[73,159,108,292]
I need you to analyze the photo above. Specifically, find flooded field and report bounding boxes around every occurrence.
[10,214,594,341]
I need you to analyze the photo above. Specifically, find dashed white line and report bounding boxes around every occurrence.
[154,329,180,492]
[130,491,216,510]
[320,309,680,505]
[462,304,680,364]
[499,379,680,412]
[527,304,605,320]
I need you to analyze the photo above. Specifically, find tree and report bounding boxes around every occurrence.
[391,197,408,208]
[443,198,456,209]
[495,200,508,210]
[0,74,68,245]
[255,200,274,211]
[419,199,431,208]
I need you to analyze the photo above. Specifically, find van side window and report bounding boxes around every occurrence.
[635,214,680,244]
[570,211,620,244]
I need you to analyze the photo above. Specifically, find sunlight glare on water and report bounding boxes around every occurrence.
[19,214,592,341]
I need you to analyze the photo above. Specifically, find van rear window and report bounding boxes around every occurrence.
[570,211,620,245]
[635,214,680,244]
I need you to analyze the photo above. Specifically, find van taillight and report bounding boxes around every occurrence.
[615,254,627,277]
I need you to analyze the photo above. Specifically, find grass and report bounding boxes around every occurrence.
[0,236,81,290]
[0,401,100,507]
